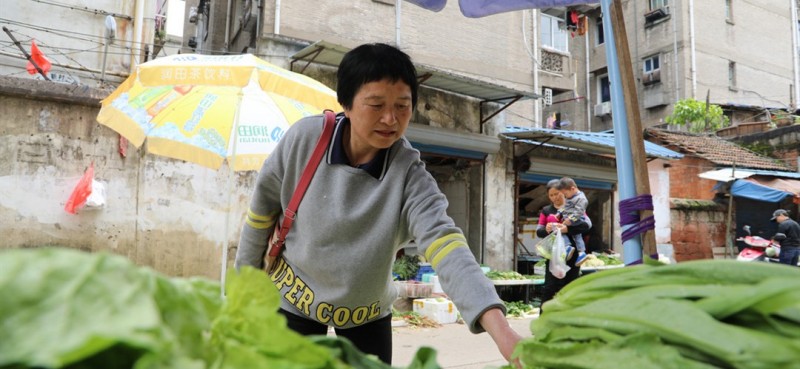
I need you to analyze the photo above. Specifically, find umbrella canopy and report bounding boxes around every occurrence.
[97,53,340,171]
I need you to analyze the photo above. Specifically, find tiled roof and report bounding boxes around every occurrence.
[645,128,791,171]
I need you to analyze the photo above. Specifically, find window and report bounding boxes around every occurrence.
[598,75,611,102]
[643,55,660,73]
[649,0,668,10]
[643,55,661,84]
[728,61,737,88]
[725,0,733,22]
[541,13,568,53]
[596,17,604,45]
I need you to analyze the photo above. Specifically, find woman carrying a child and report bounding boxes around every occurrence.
[535,179,592,304]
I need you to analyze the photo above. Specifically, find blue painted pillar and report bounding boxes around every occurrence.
[600,0,642,264]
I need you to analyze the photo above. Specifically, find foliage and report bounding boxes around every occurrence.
[393,254,421,280]
[665,98,730,133]
[503,301,536,318]
[0,247,442,369]
[742,141,774,157]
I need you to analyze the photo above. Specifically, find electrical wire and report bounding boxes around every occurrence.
[29,0,132,20]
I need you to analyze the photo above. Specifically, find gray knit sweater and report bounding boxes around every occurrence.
[235,114,504,333]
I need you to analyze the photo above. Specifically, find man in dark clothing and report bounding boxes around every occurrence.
[771,209,800,267]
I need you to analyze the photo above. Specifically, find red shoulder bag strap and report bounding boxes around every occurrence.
[269,110,336,257]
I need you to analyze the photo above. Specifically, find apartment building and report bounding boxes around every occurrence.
[547,0,799,133]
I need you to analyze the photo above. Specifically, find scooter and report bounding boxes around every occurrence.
[735,225,782,262]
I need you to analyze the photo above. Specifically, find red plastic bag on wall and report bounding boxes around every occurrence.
[64,163,94,214]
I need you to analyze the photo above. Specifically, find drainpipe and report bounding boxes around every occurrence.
[274,0,281,35]
[395,0,401,47]
[224,0,232,52]
[532,10,541,128]
[791,0,800,110]
[131,0,144,73]
[673,1,680,101]
[689,0,697,98]
[585,19,592,131]
[254,0,262,56]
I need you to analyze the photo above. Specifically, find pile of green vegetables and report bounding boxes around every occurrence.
[393,254,421,281]
[512,259,800,369]
[0,247,440,369]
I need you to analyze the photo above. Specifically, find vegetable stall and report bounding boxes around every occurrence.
[0,247,440,369]
[511,258,800,369]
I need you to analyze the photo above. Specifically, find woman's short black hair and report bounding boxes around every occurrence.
[337,43,418,110]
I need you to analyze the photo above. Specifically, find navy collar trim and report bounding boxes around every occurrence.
[327,113,389,180]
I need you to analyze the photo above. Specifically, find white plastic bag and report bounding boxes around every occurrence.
[535,231,558,259]
[84,180,106,209]
[548,228,571,279]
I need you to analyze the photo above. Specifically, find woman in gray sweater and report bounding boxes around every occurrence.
[235,43,521,364]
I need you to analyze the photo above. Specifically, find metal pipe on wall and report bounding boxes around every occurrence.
[585,20,591,131]
[274,0,281,35]
[131,0,145,73]
[225,0,232,52]
[532,9,541,128]
[673,0,680,101]
[790,0,800,110]
[689,0,697,98]
[395,0,402,47]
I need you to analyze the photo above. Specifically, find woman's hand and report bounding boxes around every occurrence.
[554,223,568,233]
[479,308,523,365]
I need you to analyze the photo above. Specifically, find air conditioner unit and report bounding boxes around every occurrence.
[644,7,669,23]
[642,69,661,85]
[593,102,611,117]
[543,88,553,106]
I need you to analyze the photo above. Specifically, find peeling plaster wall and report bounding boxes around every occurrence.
[482,122,515,271]
[648,159,672,245]
[1,83,520,276]
[0,93,256,279]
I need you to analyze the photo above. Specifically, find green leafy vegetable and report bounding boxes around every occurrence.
[513,259,800,369]
[0,247,442,369]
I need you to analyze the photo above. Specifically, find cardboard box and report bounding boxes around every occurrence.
[413,298,459,324]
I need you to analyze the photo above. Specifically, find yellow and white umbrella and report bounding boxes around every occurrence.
[97,53,340,171]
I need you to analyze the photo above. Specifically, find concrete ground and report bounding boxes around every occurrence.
[391,316,536,369]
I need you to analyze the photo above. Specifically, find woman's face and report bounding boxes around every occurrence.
[548,187,565,207]
[343,78,413,163]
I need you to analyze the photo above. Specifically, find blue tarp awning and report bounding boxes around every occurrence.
[730,178,800,203]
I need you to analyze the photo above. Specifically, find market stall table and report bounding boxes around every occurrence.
[492,279,544,305]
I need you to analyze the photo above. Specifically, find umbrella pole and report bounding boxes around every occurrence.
[219,91,244,298]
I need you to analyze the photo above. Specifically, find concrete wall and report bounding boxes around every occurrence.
[1,0,158,87]
[669,199,727,261]
[691,0,793,108]
[0,77,253,279]
[263,1,536,92]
